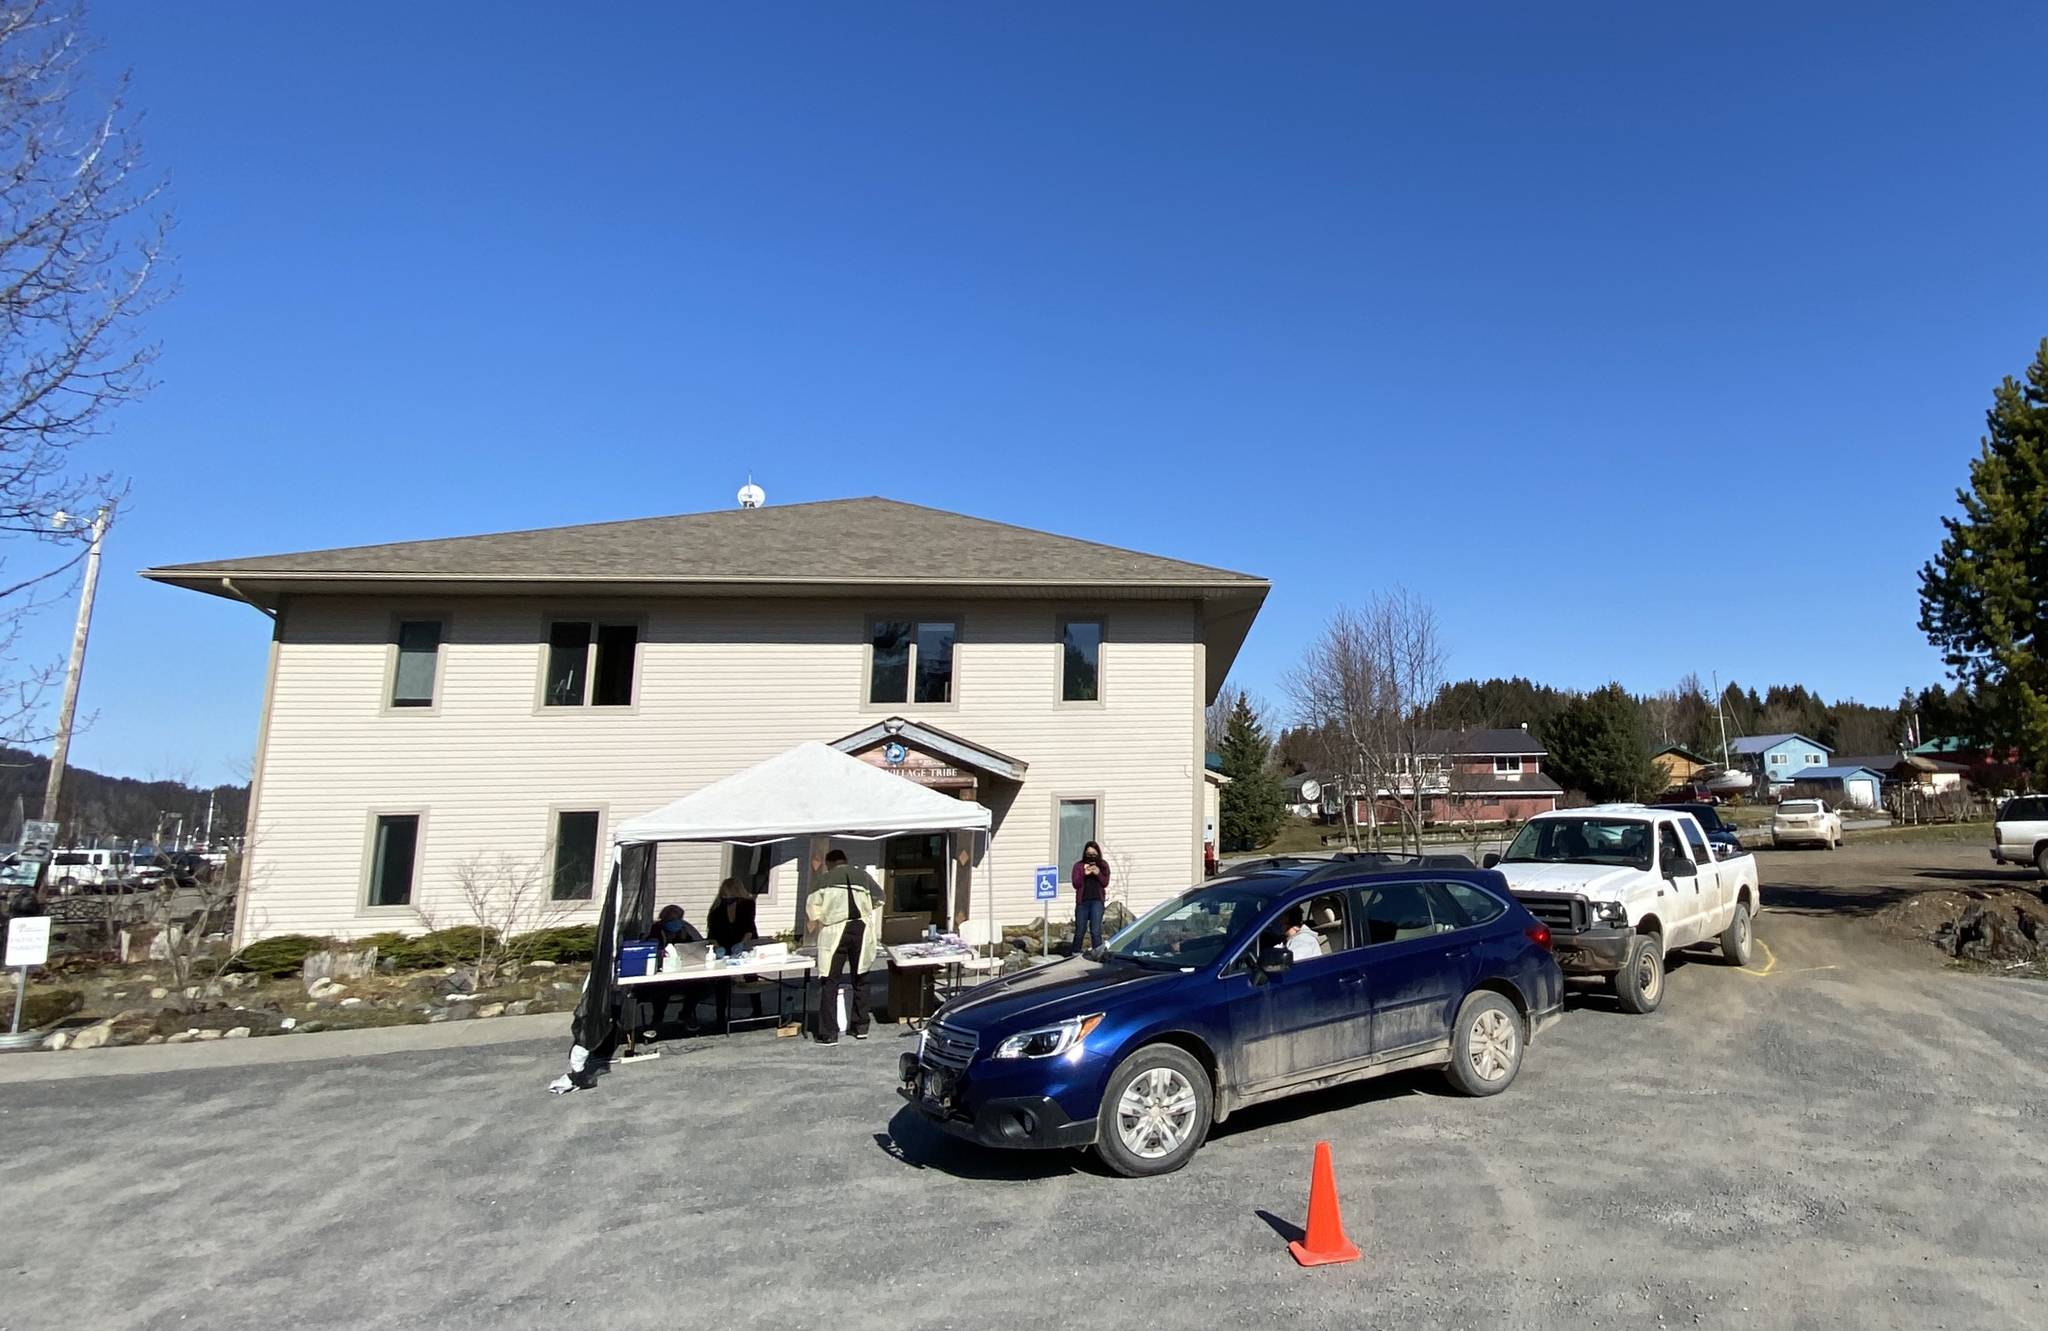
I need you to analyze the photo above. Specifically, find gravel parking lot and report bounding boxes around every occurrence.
[2,842,2045,1331]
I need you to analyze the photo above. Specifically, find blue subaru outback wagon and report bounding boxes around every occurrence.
[899,863,1564,1176]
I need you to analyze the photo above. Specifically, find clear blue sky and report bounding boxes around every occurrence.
[28,2,2048,785]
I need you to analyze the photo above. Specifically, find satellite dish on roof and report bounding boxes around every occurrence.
[1300,779,1321,801]
[737,479,766,509]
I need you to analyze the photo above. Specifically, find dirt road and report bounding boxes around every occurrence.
[0,843,2043,1330]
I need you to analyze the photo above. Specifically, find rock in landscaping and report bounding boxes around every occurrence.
[338,996,364,1008]
[145,1035,165,1045]
[436,970,479,996]
[224,1026,251,1039]
[999,951,1031,974]
[475,1002,505,1018]
[41,1030,70,1051]
[505,1000,533,1016]
[19,988,83,1028]
[65,1010,157,1051]
[551,981,576,993]
[1941,904,2041,963]
[279,1017,296,1031]
[148,987,169,1000]
[194,1029,221,1040]
[527,959,557,970]
[305,975,343,999]
[301,947,379,983]
[165,1031,196,1044]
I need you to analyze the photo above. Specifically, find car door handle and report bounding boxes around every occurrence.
[1338,973,1368,988]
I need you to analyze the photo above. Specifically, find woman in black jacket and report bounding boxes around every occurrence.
[705,878,764,1027]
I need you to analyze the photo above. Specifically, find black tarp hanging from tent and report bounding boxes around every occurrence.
[557,844,656,1090]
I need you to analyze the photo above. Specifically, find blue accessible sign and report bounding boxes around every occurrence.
[1034,865,1059,901]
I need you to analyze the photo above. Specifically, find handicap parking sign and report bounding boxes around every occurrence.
[1034,866,1059,901]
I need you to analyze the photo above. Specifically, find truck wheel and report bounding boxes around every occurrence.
[1718,901,1754,966]
[1443,991,1523,1097]
[1613,936,1665,1014]
[1095,1044,1212,1178]
[2035,846,2046,880]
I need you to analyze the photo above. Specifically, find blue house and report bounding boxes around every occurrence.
[1729,733,1832,792]
[1784,764,1886,808]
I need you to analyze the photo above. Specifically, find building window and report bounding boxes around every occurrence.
[1057,798,1098,872]
[1806,753,1822,766]
[1769,753,1786,766]
[550,810,600,901]
[390,620,441,707]
[545,621,638,707]
[1060,618,1102,702]
[1493,756,1522,774]
[368,814,421,907]
[869,619,955,705]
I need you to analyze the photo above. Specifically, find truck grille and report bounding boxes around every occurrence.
[921,1022,977,1072]
[1515,892,1589,933]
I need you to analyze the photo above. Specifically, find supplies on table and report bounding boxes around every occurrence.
[750,941,790,961]
[618,942,659,978]
[663,941,711,972]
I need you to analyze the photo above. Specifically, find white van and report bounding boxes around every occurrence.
[49,849,132,894]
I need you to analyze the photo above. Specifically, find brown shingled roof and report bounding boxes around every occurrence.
[143,497,1265,591]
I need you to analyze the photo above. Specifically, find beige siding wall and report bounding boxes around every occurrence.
[244,595,1205,943]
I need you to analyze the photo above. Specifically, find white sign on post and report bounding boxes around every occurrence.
[6,916,50,968]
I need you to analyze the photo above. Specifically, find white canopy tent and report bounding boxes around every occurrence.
[614,740,993,847]
[557,742,997,1089]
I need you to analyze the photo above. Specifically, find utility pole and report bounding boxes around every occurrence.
[41,507,110,827]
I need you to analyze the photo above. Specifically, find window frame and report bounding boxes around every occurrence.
[546,805,607,904]
[862,612,962,712]
[383,612,450,714]
[1492,755,1523,775]
[360,808,427,914]
[1055,613,1107,708]
[535,612,646,713]
[1051,792,1104,877]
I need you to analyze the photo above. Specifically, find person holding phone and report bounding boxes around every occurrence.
[1070,840,1111,953]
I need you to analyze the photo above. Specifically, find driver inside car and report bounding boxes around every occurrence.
[1274,904,1326,963]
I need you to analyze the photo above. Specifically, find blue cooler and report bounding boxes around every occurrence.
[617,942,659,978]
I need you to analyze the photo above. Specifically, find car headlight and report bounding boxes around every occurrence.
[993,1013,1106,1060]
[1591,901,1627,926]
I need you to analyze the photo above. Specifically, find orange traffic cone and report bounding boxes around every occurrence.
[1288,1140,1362,1267]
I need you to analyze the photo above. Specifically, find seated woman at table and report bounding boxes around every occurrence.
[640,904,707,1036]
[706,878,766,1027]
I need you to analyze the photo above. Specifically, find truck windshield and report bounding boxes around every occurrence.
[1501,818,1654,870]
[1107,884,1272,970]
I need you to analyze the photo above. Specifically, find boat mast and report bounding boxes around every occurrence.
[1713,671,1732,766]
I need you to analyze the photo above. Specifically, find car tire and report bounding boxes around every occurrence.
[1094,1043,1213,1178]
[1613,935,1665,1014]
[1718,900,1754,966]
[2035,846,2046,881]
[1443,991,1524,1097]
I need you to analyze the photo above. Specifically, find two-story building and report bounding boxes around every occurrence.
[1352,727,1562,827]
[1729,733,1832,793]
[143,498,1268,945]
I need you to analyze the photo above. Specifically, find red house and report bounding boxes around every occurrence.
[1352,727,1562,828]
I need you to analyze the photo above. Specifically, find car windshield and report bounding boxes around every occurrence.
[1107,884,1273,969]
[1778,801,1823,816]
[1501,817,1653,869]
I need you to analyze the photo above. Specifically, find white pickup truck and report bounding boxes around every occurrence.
[1484,805,1760,1013]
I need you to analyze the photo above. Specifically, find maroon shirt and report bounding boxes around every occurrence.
[1071,856,1110,903]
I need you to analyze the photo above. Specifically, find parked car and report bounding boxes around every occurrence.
[1486,805,1761,1013]
[1650,801,1744,857]
[1771,799,1842,850]
[48,848,133,895]
[1990,795,2048,877]
[898,863,1563,1177]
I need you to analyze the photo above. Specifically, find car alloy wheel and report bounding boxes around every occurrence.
[1115,1066,1198,1160]
[1467,1006,1519,1083]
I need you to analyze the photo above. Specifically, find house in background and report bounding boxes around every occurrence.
[1784,763,1886,808]
[1834,752,1970,796]
[1652,743,1714,791]
[1282,771,1342,823]
[1352,727,1562,827]
[1730,733,1832,793]
[142,497,1268,945]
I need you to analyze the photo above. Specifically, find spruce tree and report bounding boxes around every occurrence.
[1918,339,2048,776]
[1544,685,1664,803]
[1217,692,1286,851]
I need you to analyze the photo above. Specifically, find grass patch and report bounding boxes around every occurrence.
[1851,822,1993,845]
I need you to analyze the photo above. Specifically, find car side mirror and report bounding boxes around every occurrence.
[1665,856,1697,878]
[1481,852,1501,869]
[1257,944,1295,976]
